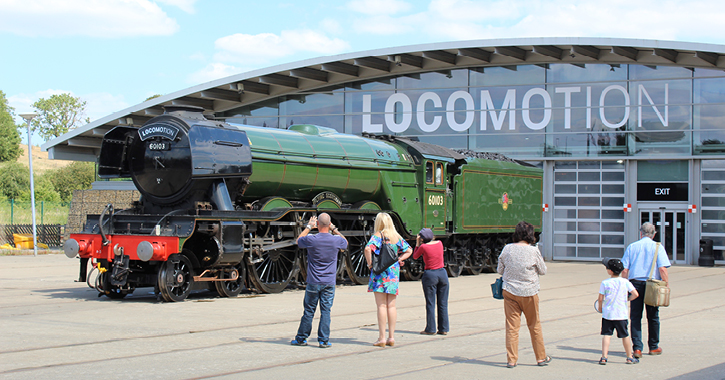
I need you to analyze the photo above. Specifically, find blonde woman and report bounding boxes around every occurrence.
[364,212,413,347]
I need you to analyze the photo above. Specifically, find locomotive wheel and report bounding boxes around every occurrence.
[158,255,194,302]
[343,218,374,285]
[247,245,298,294]
[445,246,465,277]
[464,237,487,275]
[401,256,424,281]
[484,236,508,272]
[215,264,246,297]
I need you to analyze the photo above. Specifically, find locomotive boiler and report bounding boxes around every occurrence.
[64,106,542,301]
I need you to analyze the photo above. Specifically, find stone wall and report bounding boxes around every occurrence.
[65,189,141,238]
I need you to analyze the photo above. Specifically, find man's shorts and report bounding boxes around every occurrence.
[601,318,629,338]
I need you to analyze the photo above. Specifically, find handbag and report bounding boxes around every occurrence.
[491,277,503,300]
[644,243,670,307]
[372,233,399,276]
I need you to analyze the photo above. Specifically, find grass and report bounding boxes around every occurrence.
[0,200,70,225]
[0,248,61,256]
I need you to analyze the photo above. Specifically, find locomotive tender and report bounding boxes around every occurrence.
[64,106,542,301]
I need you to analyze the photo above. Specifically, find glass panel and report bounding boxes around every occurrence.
[398,70,468,89]
[702,172,725,182]
[347,89,395,135]
[702,223,725,233]
[426,162,433,183]
[629,65,692,80]
[280,92,344,131]
[435,163,443,185]
[555,197,576,206]
[578,197,600,206]
[562,246,577,257]
[553,234,577,243]
[347,78,394,91]
[555,184,576,193]
[602,184,624,194]
[602,171,625,181]
[601,248,624,258]
[637,160,689,181]
[223,98,278,117]
[554,161,577,169]
[602,210,625,219]
[578,209,600,219]
[602,197,625,206]
[601,161,625,169]
[702,197,725,207]
[631,78,692,156]
[553,208,577,218]
[578,247,600,257]
[602,222,625,232]
[548,63,627,83]
[555,172,577,182]
[602,235,625,245]
[578,184,601,194]
[701,210,725,219]
[578,234,600,244]
[554,221,577,230]
[470,65,546,86]
[694,104,725,154]
[227,116,279,129]
[578,221,600,231]
[578,172,600,181]
[694,67,725,78]
[471,133,545,156]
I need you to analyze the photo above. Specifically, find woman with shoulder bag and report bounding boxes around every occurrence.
[497,220,550,368]
[413,228,449,335]
[364,213,413,347]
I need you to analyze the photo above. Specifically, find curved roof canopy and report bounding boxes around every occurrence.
[42,37,725,162]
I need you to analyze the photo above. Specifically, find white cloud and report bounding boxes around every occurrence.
[213,30,350,65]
[347,0,412,15]
[187,63,245,84]
[320,18,343,35]
[347,0,725,43]
[0,0,179,37]
[156,0,197,13]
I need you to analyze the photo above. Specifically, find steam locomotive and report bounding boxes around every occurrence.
[64,106,542,301]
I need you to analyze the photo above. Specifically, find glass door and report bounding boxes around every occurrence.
[639,208,686,264]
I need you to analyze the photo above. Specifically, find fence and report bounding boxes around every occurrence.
[0,224,63,248]
[0,200,71,225]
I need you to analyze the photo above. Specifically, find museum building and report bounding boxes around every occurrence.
[43,38,725,265]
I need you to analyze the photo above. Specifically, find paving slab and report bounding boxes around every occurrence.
[1,254,724,379]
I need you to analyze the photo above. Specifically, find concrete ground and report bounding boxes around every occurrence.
[1,254,724,380]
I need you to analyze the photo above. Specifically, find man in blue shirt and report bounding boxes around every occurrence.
[291,213,347,348]
[621,222,671,358]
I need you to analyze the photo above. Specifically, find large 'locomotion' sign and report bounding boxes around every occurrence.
[361,83,669,134]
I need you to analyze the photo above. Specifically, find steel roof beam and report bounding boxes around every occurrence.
[259,74,299,88]
[495,46,527,61]
[200,88,241,102]
[321,62,359,76]
[695,51,719,66]
[458,48,491,62]
[533,45,563,59]
[611,46,639,60]
[422,50,457,65]
[67,137,102,148]
[653,48,679,62]
[290,68,329,82]
[389,54,424,68]
[354,57,391,72]
[228,81,270,95]
[570,45,600,59]
[171,97,215,109]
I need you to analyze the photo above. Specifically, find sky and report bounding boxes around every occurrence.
[2,0,725,146]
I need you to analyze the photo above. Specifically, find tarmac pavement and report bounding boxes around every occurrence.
[1,254,724,380]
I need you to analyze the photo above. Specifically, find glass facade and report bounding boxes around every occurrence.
[216,62,725,264]
[221,63,725,159]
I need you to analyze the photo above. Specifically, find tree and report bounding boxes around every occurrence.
[0,91,22,162]
[0,162,29,200]
[30,93,89,140]
[45,161,95,202]
[145,94,162,101]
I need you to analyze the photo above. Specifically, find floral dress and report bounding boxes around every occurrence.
[366,234,411,295]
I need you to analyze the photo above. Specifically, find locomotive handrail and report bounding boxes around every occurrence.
[99,203,113,246]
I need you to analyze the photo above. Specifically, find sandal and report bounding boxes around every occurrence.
[373,340,386,347]
[537,356,552,366]
[506,363,517,368]
[386,338,395,347]
[599,357,607,365]
[626,357,639,364]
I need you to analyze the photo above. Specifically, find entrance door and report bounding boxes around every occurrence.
[639,208,686,264]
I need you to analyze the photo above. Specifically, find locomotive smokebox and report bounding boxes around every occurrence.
[98,106,253,207]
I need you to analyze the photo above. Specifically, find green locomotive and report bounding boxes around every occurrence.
[65,107,542,301]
